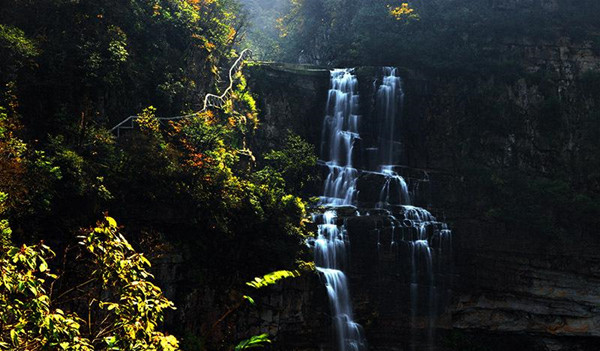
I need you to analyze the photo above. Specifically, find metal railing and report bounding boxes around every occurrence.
[110,49,252,137]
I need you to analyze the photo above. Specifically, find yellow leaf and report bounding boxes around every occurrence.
[106,216,117,228]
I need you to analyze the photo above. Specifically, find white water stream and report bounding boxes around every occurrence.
[315,69,367,350]
[314,67,452,351]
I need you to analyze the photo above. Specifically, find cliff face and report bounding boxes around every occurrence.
[453,228,600,344]
[151,32,600,350]
[245,63,330,154]
[237,42,600,349]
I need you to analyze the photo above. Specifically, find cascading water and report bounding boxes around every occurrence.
[376,67,404,167]
[374,68,410,208]
[401,206,439,351]
[320,69,361,206]
[313,67,452,351]
[377,166,410,208]
[373,68,447,350]
[314,211,366,351]
[314,69,366,351]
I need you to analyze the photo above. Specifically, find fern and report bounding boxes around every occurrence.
[234,334,271,350]
[245,270,301,289]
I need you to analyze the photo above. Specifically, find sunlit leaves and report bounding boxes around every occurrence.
[388,2,419,21]
[106,26,129,63]
[0,219,92,350]
[245,270,301,289]
[0,24,39,58]
[1,104,62,221]
[137,106,161,134]
[234,333,271,350]
[242,295,255,305]
[79,215,180,350]
[263,133,318,194]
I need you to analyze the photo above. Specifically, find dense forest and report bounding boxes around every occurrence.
[1,0,316,349]
[2,0,600,350]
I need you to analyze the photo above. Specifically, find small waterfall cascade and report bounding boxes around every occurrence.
[376,67,404,167]
[399,206,451,351]
[313,211,367,351]
[313,67,452,350]
[374,68,410,208]
[377,165,410,208]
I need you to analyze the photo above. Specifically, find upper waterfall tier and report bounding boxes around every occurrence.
[319,67,414,207]
[320,69,361,206]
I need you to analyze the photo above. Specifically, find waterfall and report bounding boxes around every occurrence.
[373,68,448,349]
[377,165,410,208]
[375,68,410,207]
[314,67,452,350]
[314,69,367,351]
[377,66,404,167]
[371,68,454,350]
[403,207,438,351]
[314,211,366,351]
[320,69,361,206]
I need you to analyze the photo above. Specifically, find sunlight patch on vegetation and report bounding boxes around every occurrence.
[388,2,419,21]
[245,270,302,289]
[234,333,271,350]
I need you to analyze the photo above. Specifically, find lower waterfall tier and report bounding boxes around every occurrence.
[152,184,600,351]
[159,208,598,350]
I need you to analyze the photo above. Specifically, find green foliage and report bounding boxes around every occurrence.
[0,0,245,139]
[0,213,93,350]
[79,216,179,350]
[263,133,318,194]
[110,100,313,279]
[0,2,317,349]
[137,106,161,134]
[245,269,301,289]
[0,105,63,232]
[0,23,38,83]
[0,105,25,156]
[0,193,9,248]
[242,295,255,305]
[0,24,38,58]
[0,210,181,350]
[0,0,310,261]
[234,333,271,350]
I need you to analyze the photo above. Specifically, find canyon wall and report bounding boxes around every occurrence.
[239,47,600,349]
[152,33,600,350]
